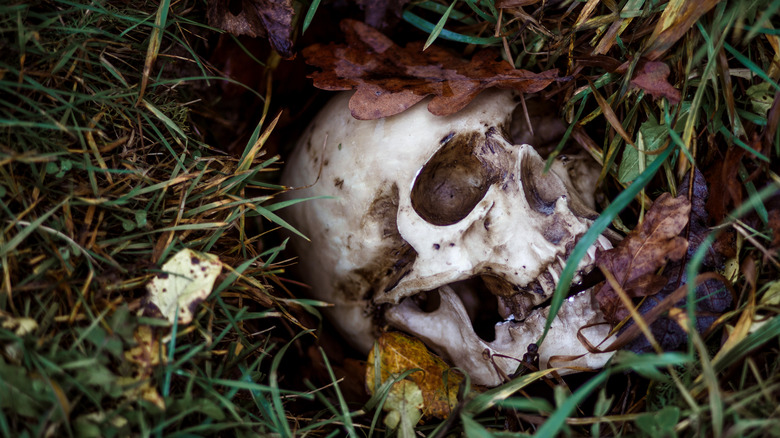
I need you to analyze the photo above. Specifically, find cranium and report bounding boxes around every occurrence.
[280,89,615,386]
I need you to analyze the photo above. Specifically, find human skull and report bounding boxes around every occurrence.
[280,89,615,386]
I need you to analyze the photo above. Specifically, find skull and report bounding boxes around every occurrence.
[280,89,615,386]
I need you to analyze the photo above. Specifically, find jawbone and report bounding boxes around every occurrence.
[383,235,616,387]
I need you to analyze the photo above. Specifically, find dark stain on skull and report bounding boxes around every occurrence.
[379,244,416,293]
[334,178,344,189]
[365,182,401,238]
[411,132,496,226]
[335,182,419,303]
[483,127,507,154]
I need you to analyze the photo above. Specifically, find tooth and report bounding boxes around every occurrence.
[558,255,569,275]
[547,265,560,284]
[497,294,532,321]
[586,242,598,261]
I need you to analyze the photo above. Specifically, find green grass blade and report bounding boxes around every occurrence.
[424,0,458,50]
[302,0,321,34]
[318,347,359,438]
[402,10,501,45]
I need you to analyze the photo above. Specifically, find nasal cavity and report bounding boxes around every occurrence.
[411,132,493,226]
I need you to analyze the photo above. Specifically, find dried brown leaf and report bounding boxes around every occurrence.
[630,61,681,105]
[304,19,559,119]
[596,193,691,324]
[207,0,295,58]
[366,332,465,421]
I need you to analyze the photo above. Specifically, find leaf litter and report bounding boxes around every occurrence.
[303,19,560,119]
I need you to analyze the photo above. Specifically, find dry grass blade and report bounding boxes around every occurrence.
[137,0,170,104]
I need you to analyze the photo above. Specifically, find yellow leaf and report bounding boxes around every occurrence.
[124,325,166,368]
[366,332,467,422]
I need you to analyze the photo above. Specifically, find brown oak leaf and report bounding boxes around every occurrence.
[207,0,295,58]
[630,61,681,105]
[596,193,691,324]
[303,19,559,120]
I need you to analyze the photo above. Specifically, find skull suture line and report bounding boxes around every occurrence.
[281,89,615,386]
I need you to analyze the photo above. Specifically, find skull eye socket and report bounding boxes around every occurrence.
[521,154,568,215]
[411,133,492,226]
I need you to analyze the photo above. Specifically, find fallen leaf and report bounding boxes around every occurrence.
[366,332,465,423]
[207,0,295,58]
[0,315,37,336]
[596,193,691,324]
[304,19,559,119]
[146,248,222,325]
[760,281,780,307]
[124,326,166,368]
[121,326,167,410]
[630,61,681,105]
